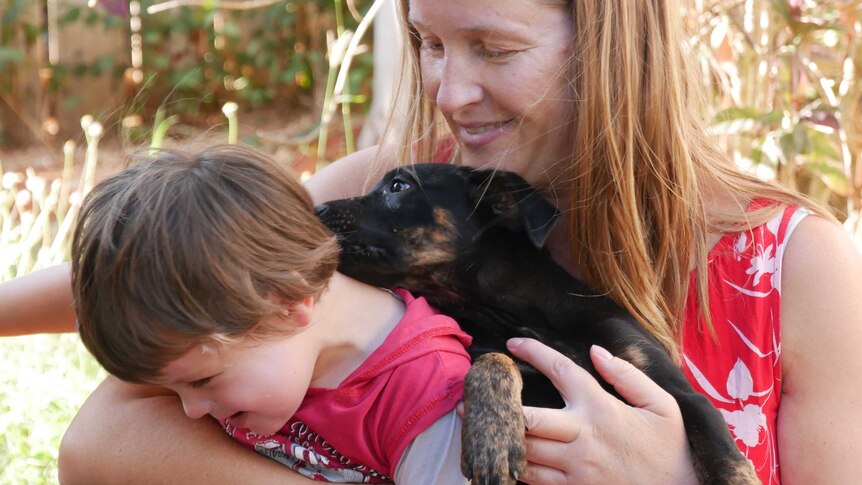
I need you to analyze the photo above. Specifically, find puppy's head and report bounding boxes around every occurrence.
[315,164,559,296]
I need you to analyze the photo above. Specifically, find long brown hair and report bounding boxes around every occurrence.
[384,0,831,357]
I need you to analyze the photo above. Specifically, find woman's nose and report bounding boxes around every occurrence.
[435,56,483,114]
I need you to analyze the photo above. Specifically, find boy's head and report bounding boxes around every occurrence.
[72,145,339,383]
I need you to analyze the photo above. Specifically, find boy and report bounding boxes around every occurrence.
[71,145,472,484]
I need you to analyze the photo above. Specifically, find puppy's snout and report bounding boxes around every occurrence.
[314,203,330,217]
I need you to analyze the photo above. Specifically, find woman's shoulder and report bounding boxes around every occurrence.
[305,145,402,204]
[780,215,862,377]
[780,214,860,320]
[774,215,862,481]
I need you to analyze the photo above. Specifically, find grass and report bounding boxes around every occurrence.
[0,335,105,485]
[0,119,107,484]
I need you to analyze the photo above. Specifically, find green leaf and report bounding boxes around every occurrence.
[710,108,760,135]
[91,55,115,75]
[0,46,25,69]
[805,160,848,197]
[807,129,841,161]
[23,22,40,43]
[223,22,241,40]
[61,95,82,109]
[150,54,170,71]
[58,6,81,26]
[84,10,100,26]
[2,0,28,26]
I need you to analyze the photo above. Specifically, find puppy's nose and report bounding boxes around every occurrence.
[314,204,329,217]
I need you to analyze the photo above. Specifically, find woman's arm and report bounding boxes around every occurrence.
[58,377,320,484]
[777,216,862,483]
[0,146,393,339]
[56,150,395,483]
[0,264,77,336]
[305,145,399,204]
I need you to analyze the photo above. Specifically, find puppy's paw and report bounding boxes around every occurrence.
[461,353,526,485]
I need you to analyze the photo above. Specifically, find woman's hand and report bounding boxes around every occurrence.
[507,338,698,485]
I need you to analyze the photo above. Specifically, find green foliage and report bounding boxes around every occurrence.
[0,334,105,485]
[690,0,862,223]
[0,0,374,155]
[0,120,107,482]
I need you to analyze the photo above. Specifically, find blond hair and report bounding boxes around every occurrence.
[385,0,831,357]
[72,145,339,382]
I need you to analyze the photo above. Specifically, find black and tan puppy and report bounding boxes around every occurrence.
[315,164,757,485]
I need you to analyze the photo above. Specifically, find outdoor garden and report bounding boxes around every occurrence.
[0,0,860,483]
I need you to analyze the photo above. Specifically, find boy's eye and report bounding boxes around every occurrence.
[190,376,214,389]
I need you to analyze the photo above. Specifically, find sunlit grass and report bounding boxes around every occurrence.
[0,335,105,485]
[0,118,106,483]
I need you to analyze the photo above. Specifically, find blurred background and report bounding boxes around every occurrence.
[0,0,860,483]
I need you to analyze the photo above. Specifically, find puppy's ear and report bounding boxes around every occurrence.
[468,170,560,248]
[515,188,560,248]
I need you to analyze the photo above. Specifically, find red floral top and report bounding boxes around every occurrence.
[681,203,809,485]
[427,141,805,483]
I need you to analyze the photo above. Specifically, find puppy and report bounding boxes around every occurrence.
[316,164,758,485]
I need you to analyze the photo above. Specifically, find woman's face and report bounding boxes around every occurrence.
[409,0,573,184]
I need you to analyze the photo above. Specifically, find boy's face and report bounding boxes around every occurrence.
[156,321,320,437]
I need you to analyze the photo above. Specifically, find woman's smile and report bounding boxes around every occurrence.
[411,0,574,180]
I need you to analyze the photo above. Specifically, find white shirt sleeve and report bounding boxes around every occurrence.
[393,409,470,485]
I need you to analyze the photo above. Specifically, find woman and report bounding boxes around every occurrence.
[3,0,860,483]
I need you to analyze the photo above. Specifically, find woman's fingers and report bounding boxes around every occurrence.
[517,460,568,485]
[588,344,679,417]
[502,338,694,484]
[521,406,581,442]
[523,433,578,469]
[506,337,600,407]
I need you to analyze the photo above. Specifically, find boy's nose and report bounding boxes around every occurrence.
[181,398,214,420]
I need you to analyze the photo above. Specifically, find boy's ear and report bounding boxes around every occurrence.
[273,294,315,327]
[288,296,315,328]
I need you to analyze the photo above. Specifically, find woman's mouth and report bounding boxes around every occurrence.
[458,119,515,149]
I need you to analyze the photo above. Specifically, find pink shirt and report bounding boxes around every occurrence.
[222,289,472,482]
[682,203,808,485]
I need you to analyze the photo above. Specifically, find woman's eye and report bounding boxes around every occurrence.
[419,39,443,53]
[390,179,413,193]
[479,46,516,60]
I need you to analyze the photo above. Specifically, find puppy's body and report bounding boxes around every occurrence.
[316,164,757,485]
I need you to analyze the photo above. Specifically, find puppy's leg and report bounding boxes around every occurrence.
[675,393,760,485]
[461,353,526,485]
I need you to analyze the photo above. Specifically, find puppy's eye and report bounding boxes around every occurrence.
[389,178,412,193]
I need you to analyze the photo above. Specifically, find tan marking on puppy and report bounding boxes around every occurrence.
[403,208,459,266]
[617,343,649,372]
